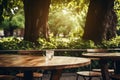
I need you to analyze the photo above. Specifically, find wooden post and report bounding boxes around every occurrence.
[99,59,110,80]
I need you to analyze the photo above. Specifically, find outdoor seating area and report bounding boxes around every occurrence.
[0,49,120,80]
[76,49,106,80]
[0,0,120,80]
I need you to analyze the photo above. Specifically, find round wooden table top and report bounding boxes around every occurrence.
[82,52,120,60]
[0,54,90,70]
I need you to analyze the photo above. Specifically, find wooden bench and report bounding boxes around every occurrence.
[16,72,43,80]
[76,71,102,80]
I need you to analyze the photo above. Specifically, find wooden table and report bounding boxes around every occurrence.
[82,52,120,80]
[0,54,90,80]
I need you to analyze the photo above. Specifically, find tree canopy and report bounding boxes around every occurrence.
[0,0,120,44]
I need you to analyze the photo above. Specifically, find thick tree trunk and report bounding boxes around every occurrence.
[83,0,117,44]
[23,0,50,43]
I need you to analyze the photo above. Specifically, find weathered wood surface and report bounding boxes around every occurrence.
[0,54,90,80]
[82,53,120,60]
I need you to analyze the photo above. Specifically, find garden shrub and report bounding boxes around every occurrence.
[68,38,96,49]
[99,36,120,48]
[0,37,36,50]
[1,36,120,50]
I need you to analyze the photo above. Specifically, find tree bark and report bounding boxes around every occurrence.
[23,0,50,43]
[83,0,117,44]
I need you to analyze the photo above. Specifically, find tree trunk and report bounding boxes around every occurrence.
[23,0,51,43]
[4,29,10,37]
[9,26,14,36]
[83,0,117,44]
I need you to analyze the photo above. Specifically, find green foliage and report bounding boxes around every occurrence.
[55,38,70,49]
[1,36,120,58]
[100,36,120,48]
[0,9,24,30]
[0,18,9,29]
[114,0,120,34]
[0,37,20,49]
[69,38,96,49]
[49,0,89,38]
[1,0,23,17]
[10,9,24,28]
[16,40,36,50]
[0,37,36,50]
[38,38,57,49]
[0,0,24,29]
[49,10,76,37]
[0,37,96,50]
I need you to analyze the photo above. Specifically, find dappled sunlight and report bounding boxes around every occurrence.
[62,9,68,14]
